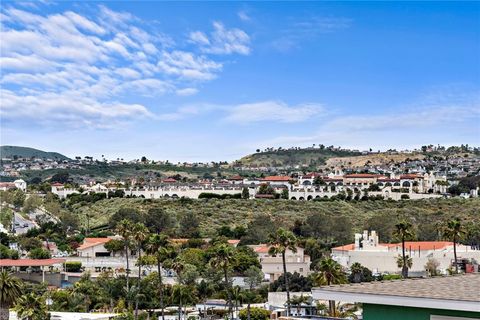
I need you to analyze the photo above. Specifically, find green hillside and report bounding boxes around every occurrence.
[70,197,480,244]
[0,145,71,161]
[234,148,362,168]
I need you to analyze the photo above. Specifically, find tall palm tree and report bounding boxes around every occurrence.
[267,228,297,317]
[210,243,236,320]
[14,293,49,320]
[132,222,149,320]
[443,218,466,274]
[116,219,133,291]
[313,258,347,316]
[0,271,22,320]
[146,233,172,320]
[393,220,415,278]
[288,294,310,316]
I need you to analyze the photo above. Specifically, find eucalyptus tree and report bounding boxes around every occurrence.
[267,228,297,317]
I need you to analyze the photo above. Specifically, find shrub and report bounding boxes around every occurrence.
[239,307,270,320]
[401,194,410,200]
[382,274,402,280]
[29,248,51,259]
[65,261,82,272]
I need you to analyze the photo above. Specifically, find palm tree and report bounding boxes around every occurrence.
[443,218,466,273]
[116,219,133,291]
[393,220,415,278]
[313,258,347,316]
[210,243,236,320]
[132,222,149,320]
[230,286,243,318]
[145,233,172,320]
[396,254,413,271]
[171,285,195,320]
[14,293,49,320]
[267,228,297,317]
[350,262,364,283]
[317,301,358,319]
[0,271,22,320]
[288,294,310,316]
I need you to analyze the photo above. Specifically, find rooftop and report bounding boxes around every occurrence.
[0,258,66,267]
[312,274,480,312]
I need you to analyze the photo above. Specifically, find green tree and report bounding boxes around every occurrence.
[179,212,200,238]
[145,233,172,320]
[28,248,51,259]
[393,221,415,278]
[12,190,25,209]
[396,254,413,271]
[132,223,149,320]
[171,284,196,320]
[210,243,236,319]
[313,258,347,315]
[443,218,466,274]
[14,292,49,320]
[267,228,297,317]
[241,187,249,199]
[238,307,269,320]
[0,271,22,320]
[244,266,263,290]
[116,219,133,292]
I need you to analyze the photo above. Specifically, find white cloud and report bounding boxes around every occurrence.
[238,10,250,22]
[176,88,199,96]
[189,21,251,55]
[157,50,222,80]
[0,5,236,128]
[224,101,324,123]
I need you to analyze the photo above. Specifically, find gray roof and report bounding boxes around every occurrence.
[314,274,480,303]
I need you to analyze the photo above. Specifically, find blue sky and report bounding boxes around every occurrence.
[1,1,479,162]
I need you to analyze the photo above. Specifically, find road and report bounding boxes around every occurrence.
[12,212,37,235]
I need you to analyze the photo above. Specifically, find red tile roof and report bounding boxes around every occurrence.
[254,245,270,253]
[77,238,112,251]
[262,176,292,182]
[0,259,66,267]
[228,175,244,180]
[333,241,454,252]
[162,178,177,183]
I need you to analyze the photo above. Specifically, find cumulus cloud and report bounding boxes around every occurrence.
[189,21,251,55]
[0,5,243,128]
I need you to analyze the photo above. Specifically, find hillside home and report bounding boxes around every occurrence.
[77,237,117,258]
[249,244,311,281]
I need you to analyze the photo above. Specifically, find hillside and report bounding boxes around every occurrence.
[0,145,70,161]
[326,152,425,168]
[234,148,362,168]
[71,197,480,243]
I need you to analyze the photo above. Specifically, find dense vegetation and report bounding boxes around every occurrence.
[234,147,362,168]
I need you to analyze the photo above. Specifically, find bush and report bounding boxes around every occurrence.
[198,193,242,199]
[239,307,270,320]
[401,194,410,200]
[382,274,402,280]
[29,248,51,259]
[65,261,82,272]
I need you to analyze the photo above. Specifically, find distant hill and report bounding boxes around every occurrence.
[234,148,362,168]
[0,146,70,161]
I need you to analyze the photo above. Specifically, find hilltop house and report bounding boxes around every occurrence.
[77,237,119,258]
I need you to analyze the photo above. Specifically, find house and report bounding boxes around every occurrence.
[249,244,311,281]
[77,237,116,257]
[261,176,293,187]
[332,230,480,275]
[0,179,27,192]
[312,274,480,319]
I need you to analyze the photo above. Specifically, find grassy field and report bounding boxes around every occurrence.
[72,197,480,242]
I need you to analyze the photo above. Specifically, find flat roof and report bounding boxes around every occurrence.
[0,258,66,267]
[312,274,480,312]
